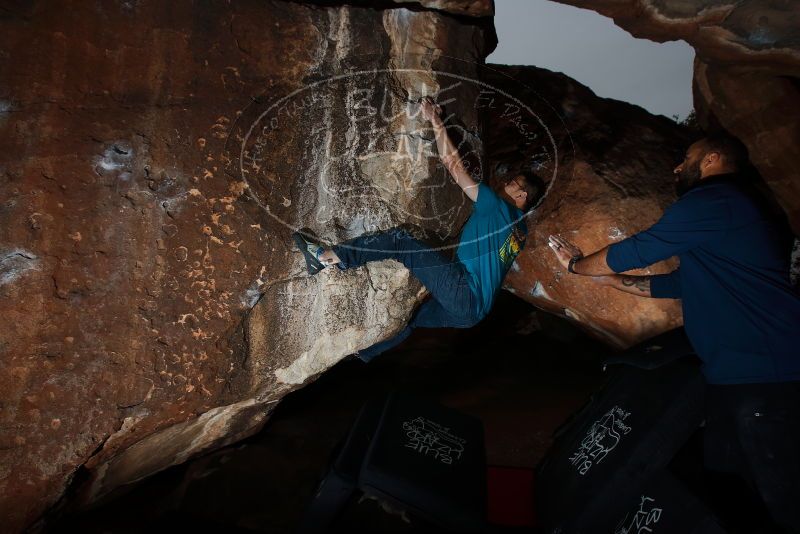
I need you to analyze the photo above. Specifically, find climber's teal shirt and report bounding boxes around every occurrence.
[456,183,527,317]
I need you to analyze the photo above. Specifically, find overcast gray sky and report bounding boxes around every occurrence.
[487,0,695,121]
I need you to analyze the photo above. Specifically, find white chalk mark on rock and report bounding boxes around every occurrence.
[0,248,40,287]
[530,281,551,300]
[94,143,133,173]
[608,226,626,241]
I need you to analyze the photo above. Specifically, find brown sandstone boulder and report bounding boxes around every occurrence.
[0,1,492,529]
[482,65,689,347]
[393,0,494,17]
[553,0,800,232]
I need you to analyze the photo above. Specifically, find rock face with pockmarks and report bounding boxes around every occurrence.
[0,1,493,529]
[484,65,689,348]
[554,0,800,232]
[7,0,796,529]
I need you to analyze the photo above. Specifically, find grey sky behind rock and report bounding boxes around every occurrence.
[487,0,695,121]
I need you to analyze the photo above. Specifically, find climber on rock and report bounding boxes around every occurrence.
[547,134,800,531]
[293,96,539,362]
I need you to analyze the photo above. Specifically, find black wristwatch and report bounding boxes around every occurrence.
[568,256,582,274]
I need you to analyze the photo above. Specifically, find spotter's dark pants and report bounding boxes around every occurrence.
[704,380,800,532]
[332,228,483,362]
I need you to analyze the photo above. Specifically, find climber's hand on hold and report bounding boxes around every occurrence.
[420,96,443,127]
[422,95,478,202]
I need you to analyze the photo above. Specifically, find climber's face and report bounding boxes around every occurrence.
[503,175,529,210]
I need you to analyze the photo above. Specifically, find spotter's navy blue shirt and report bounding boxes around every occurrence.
[606,174,800,385]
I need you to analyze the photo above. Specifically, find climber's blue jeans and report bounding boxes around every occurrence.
[331,228,483,362]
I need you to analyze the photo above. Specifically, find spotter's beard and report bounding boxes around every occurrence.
[675,161,702,196]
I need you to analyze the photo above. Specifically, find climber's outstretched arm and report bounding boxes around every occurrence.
[420,97,479,202]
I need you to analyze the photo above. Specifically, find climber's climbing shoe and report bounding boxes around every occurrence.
[293,229,325,276]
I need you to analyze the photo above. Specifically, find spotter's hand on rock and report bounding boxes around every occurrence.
[548,234,583,269]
